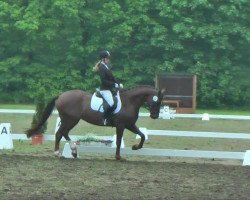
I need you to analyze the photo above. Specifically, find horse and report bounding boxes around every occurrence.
[26,85,166,160]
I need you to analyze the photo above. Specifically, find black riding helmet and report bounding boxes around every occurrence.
[99,50,111,59]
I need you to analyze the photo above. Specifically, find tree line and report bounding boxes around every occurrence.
[0,0,249,107]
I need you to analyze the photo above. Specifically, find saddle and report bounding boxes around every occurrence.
[90,90,122,114]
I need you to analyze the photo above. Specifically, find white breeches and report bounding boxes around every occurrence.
[100,90,114,107]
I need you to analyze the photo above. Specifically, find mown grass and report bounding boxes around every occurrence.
[0,104,35,109]
[1,112,250,156]
[1,104,250,157]
[1,113,250,134]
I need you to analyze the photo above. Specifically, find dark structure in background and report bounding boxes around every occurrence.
[155,74,197,113]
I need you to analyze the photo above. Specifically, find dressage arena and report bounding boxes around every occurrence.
[1,154,250,200]
[1,111,250,199]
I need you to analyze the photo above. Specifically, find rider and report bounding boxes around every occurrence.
[93,50,122,125]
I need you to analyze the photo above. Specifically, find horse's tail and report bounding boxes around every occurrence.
[26,96,59,138]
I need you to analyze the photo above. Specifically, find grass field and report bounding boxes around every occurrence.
[1,112,250,155]
[1,102,250,155]
[0,104,35,109]
[0,105,250,155]
[1,101,250,150]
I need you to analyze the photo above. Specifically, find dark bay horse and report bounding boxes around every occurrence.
[26,85,165,160]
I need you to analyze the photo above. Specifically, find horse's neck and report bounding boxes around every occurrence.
[126,86,156,110]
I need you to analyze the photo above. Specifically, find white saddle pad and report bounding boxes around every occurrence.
[90,91,122,114]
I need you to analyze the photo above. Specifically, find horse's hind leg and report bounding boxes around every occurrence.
[63,130,78,158]
[54,117,80,158]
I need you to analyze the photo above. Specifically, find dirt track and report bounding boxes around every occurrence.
[0,154,250,200]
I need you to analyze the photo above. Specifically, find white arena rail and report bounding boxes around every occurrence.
[61,128,250,166]
[9,132,250,166]
[143,129,250,139]
[73,146,246,160]
[139,112,250,120]
[61,144,250,166]
[1,109,250,120]
[1,110,250,165]
[7,129,250,166]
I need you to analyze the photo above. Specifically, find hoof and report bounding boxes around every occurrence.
[72,153,78,158]
[115,156,126,161]
[54,151,62,158]
[115,155,121,160]
[132,144,140,150]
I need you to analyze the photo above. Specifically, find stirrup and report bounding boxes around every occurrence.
[102,118,107,125]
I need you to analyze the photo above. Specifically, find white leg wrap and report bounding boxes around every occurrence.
[69,141,77,150]
[69,141,77,154]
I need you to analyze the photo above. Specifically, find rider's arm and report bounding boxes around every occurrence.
[98,65,117,88]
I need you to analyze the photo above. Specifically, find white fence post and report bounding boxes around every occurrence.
[243,150,250,166]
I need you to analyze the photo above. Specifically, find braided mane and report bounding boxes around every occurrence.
[123,85,155,92]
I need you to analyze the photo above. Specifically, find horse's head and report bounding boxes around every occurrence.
[147,88,166,119]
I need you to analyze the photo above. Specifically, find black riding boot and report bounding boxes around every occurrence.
[102,106,114,125]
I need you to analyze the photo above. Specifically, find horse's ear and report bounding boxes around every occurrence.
[157,88,166,101]
[161,88,167,95]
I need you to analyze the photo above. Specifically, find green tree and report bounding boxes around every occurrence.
[0,0,85,102]
[0,0,249,107]
[155,0,250,106]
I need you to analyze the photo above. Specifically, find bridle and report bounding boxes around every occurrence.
[146,95,160,114]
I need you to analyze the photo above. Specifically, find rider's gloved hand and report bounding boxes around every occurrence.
[119,83,123,88]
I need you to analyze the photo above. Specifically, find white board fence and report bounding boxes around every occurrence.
[1,109,250,120]
[1,109,250,166]
[3,131,250,166]
[137,129,250,140]
[61,128,250,166]
[62,144,250,166]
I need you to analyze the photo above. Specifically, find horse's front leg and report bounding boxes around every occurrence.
[127,125,145,150]
[115,125,125,160]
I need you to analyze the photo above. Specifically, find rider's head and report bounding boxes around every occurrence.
[99,50,111,64]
